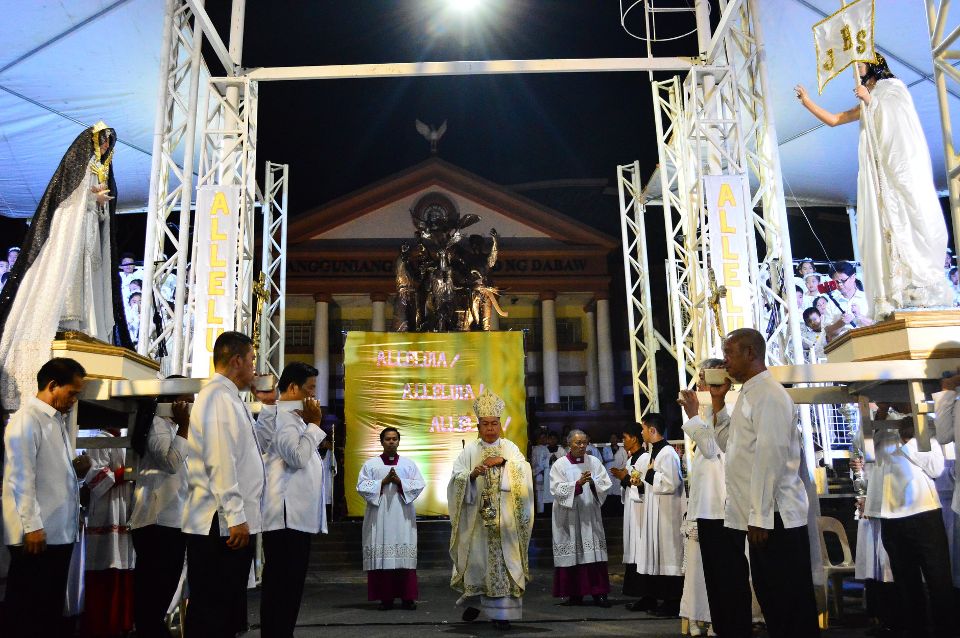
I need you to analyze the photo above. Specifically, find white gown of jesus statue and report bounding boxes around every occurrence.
[797,57,951,320]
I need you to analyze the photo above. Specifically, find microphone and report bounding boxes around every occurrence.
[817,279,856,327]
[816,280,839,294]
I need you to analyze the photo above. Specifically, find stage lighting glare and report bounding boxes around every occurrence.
[448,0,482,12]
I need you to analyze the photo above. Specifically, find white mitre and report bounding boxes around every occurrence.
[473,389,505,419]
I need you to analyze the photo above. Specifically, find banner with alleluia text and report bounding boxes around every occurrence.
[344,331,527,517]
[705,174,754,333]
[191,185,240,377]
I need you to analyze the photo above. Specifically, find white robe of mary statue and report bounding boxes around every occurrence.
[550,454,612,567]
[858,77,952,318]
[357,455,425,571]
[448,437,534,621]
[0,124,129,411]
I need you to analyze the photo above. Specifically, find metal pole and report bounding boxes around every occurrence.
[169,2,205,373]
[927,0,960,256]
[747,0,815,477]
[138,0,177,358]
[846,206,860,265]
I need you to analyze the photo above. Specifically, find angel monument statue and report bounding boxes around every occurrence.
[394,192,505,332]
[0,122,134,410]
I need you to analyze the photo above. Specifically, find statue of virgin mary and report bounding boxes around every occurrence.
[0,122,133,410]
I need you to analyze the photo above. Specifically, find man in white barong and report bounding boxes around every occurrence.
[448,389,534,631]
[549,429,612,607]
[609,423,647,608]
[182,331,264,638]
[934,372,960,588]
[796,56,952,319]
[634,413,685,617]
[357,427,425,611]
[260,362,327,637]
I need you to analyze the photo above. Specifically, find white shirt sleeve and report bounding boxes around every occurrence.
[933,390,958,447]
[748,393,797,529]
[3,414,44,534]
[201,392,247,528]
[682,414,721,459]
[147,417,187,475]
[899,437,945,480]
[274,414,325,470]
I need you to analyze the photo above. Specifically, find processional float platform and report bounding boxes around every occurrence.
[824,309,960,363]
[53,330,160,381]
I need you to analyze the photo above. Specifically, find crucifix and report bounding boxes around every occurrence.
[252,272,270,366]
[706,265,727,341]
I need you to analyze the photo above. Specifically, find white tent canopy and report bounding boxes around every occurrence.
[0,0,956,218]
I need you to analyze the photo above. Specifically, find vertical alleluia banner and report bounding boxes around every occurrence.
[344,331,527,517]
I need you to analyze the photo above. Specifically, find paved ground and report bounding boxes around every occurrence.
[238,568,875,637]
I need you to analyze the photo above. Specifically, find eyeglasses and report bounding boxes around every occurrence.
[836,275,851,286]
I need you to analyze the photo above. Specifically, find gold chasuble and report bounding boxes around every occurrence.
[448,437,533,618]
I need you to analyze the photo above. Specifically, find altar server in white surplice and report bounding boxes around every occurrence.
[549,429,613,607]
[448,389,534,631]
[634,412,685,617]
[532,431,565,514]
[678,359,728,636]
[260,362,327,638]
[358,427,425,611]
[609,423,647,606]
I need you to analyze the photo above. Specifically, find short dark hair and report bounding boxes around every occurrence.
[642,412,667,436]
[726,328,767,361]
[623,423,643,440]
[795,285,804,293]
[829,260,856,278]
[128,292,141,304]
[130,279,142,288]
[380,427,400,442]
[802,307,820,323]
[278,362,319,392]
[212,331,253,368]
[37,357,86,391]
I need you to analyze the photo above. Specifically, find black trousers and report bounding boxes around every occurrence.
[260,528,312,638]
[880,509,955,636]
[3,542,74,638]
[184,516,256,638]
[132,525,186,638]
[748,515,820,638]
[698,519,753,637]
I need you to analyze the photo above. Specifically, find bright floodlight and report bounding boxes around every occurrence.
[448,0,482,11]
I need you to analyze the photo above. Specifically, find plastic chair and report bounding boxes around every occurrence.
[817,516,856,619]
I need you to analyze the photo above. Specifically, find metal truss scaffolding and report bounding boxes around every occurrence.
[926,0,960,254]
[715,0,805,368]
[138,0,205,374]
[184,75,259,374]
[258,162,290,379]
[616,161,665,419]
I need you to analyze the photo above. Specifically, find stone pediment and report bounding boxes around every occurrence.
[288,158,617,250]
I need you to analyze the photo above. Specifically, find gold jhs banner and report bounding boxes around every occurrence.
[344,331,527,517]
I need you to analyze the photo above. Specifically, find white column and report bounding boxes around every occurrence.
[583,303,600,411]
[540,291,560,409]
[596,296,616,408]
[371,293,387,332]
[313,293,330,408]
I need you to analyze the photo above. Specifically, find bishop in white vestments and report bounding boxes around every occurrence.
[358,427,425,610]
[448,389,533,630]
[549,429,612,607]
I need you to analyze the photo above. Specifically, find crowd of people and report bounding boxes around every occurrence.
[3,327,959,637]
[794,250,958,363]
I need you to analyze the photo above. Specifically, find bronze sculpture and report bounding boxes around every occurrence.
[393,192,505,332]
